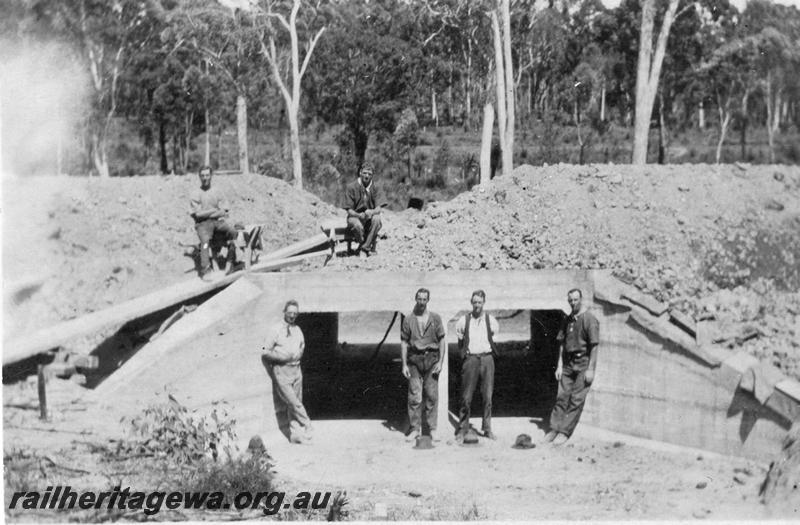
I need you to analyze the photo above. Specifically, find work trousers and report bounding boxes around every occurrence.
[266,361,312,441]
[458,353,494,434]
[346,215,382,252]
[549,354,591,437]
[195,218,236,270]
[406,350,440,434]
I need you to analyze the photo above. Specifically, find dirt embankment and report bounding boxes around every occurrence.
[2,174,341,341]
[4,164,800,378]
[340,163,800,379]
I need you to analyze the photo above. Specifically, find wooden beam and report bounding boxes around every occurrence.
[2,255,315,366]
[260,233,331,261]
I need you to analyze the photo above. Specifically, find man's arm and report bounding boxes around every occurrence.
[455,316,466,358]
[555,342,564,380]
[584,315,600,384]
[344,184,366,220]
[433,315,446,374]
[190,192,226,221]
[555,319,565,380]
[400,317,411,378]
[366,186,383,217]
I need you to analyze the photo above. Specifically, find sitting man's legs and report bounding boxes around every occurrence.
[363,215,382,254]
[195,220,216,274]
[346,216,366,251]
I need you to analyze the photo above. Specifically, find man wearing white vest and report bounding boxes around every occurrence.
[455,290,500,441]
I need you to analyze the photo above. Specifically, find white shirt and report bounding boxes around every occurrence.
[455,313,500,355]
[262,321,305,365]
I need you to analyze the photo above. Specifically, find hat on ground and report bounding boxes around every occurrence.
[413,435,434,449]
[462,428,480,445]
[512,433,536,449]
[247,435,266,454]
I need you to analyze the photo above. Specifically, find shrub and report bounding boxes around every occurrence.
[185,453,274,499]
[119,396,237,464]
[258,158,292,182]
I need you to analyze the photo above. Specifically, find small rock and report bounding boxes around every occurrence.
[773,172,785,182]
[408,491,422,498]
[733,474,746,485]
[696,481,707,489]
[609,174,623,184]
[765,199,785,211]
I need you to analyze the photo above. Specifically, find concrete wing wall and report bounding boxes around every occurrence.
[583,299,793,462]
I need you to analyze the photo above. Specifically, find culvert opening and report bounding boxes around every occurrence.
[298,311,406,424]
[447,309,563,420]
[296,308,564,425]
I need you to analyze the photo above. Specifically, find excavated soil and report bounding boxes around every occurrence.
[4,164,800,378]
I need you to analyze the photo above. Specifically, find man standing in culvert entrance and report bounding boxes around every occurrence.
[262,300,312,444]
[545,288,600,446]
[456,290,500,442]
[401,288,447,443]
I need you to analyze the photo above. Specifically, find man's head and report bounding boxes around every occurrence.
[567,288,582,315]
[284,299,299,325]
[199,166,213,189]
[413,288,430,315]
[359,162,374,187]
[470,290,486,317]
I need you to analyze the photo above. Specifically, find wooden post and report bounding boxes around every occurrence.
[439,311,460,434]
[480,104,494,186]
[38,365,48,421]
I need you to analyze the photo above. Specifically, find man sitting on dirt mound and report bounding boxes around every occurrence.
[344,162,384,259]
[189,166,237,281]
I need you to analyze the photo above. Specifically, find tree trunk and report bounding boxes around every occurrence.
[491,11,506,176]
[600,83,606,122]
[659,93,666,163]
[159,118,168,174]
[765,75,780,164]
[91,132,110,178]
[632,0,680,165]
[480,103,494,186]
[204,107,211,167]
[501,0,514,175]
[431,90,438,127]
[236,93,250,175]
[56,132,63,176]
[353,126,369,165]
[715,112,730,163]
[698,100,705,129]
[740,90,749,161]
[288,100,303,187]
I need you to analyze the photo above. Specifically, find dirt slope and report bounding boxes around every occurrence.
[3,164,800,378]
[2,173,341,341]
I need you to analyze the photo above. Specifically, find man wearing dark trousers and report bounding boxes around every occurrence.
[401,288,447,443]
[545,288,600,445]
[189,166,236,280]
[344,162,383,259]
[455,290,500,441]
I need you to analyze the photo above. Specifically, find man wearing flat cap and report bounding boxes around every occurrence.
[344,162,384,258]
